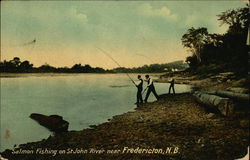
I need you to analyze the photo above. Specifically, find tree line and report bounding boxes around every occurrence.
[0,57,188,73]
[182,5,249,76]
[0,57,106,73]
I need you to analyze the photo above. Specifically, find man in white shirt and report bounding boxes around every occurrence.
[144,75,159,103]
[168,78,175,94]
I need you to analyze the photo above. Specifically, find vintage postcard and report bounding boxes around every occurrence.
[0,0,249,160]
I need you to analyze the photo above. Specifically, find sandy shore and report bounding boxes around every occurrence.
[1,93,249,160]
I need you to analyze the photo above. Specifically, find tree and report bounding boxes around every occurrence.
[71,64,82,72]
[19,61,33,72]
[38,63,56,72]
[182,6,249,74]
[217,5,249,35]
[181,27,209,62]
[83,64,92,72]
[185,56,199,68]
[10,57,21,67]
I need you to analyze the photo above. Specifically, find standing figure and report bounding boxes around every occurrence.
[144,75,159,103]
[135,75,143,104]
[168,78,175,94]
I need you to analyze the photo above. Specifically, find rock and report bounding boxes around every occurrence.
[226,87,248,94]
[210,72,236,82]
[197,138,206,147]
[219,72,235,77]
[30,113,69,133]
[239,120,249,128]
[206,113,216,119]
[0,154,9,160]
[232,78,248,87]
[89,125,97,128]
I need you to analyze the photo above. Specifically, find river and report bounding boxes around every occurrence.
[0,73,191,151]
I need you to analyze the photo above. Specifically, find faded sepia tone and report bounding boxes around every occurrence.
[0,0,249,160]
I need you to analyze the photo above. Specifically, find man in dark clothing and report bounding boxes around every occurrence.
[135,75,143,104]
[144,75,159,103]
[168,78,175,94]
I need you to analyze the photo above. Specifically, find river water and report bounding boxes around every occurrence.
[0,73,191,151]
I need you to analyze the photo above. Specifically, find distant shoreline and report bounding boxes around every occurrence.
[0,72,164,78]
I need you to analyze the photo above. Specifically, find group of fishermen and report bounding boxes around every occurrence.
[134,75,175,104]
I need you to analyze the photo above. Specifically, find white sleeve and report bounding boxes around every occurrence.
[136,81,141,86]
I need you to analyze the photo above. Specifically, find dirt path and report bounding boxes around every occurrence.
[1,94,249,160]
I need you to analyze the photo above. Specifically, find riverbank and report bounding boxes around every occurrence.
[1,93,249,160]
[156,71,249,94]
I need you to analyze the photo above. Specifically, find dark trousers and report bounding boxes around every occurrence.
[168,84,175,94]
[144,86,159,102]
[137,89,143,103]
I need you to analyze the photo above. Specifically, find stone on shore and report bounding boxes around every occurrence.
[30,113,69,132]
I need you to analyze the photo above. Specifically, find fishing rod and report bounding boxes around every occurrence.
[142,87,148,95]
[96,47,136,86]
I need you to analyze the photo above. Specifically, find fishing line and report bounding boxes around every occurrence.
[135,54,155,64]
[95,47,136,86]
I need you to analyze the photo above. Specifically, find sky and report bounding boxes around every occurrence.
[1,0,246,69]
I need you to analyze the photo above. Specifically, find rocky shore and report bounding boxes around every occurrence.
[156,72,249,94]
[1,92,249,160]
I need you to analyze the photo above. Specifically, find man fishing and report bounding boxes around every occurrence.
[96,47,142,104]
[135,75,143,104]
[168,78,175,95]
[144,75,159,103]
